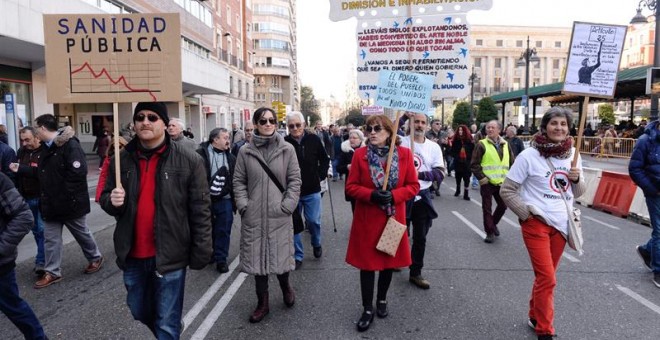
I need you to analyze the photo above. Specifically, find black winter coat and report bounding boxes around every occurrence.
[38,126,90,221]
[100,136,212,274]
[0,172,34,274]
[450,138,475,174]
[284,132,330,196]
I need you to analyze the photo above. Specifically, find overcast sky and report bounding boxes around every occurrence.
[297,1,639,102]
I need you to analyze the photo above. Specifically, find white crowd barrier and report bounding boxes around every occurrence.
[628,187,651,225]
[575,167,602,207]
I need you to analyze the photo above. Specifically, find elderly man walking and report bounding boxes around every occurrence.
[168,117,197,151]
[471,120,515,243]
[284,111,330,269]
[100,102,212,338]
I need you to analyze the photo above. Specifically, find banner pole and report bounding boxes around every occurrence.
[113,103,122,189]
[383,110,402,191]
[572,96,589,168]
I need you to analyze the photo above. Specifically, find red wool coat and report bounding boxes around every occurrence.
[345,146,419,271]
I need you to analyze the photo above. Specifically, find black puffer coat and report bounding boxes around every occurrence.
[38,126,90,221]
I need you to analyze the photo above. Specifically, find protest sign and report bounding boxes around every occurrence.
[356,14,470,100]
[375,70,433,114]
[362,105,384,115]
[562,22,627,99]
[43,13,182,103]
[329,0,492,22]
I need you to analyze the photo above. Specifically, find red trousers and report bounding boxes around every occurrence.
[521,217,566,336]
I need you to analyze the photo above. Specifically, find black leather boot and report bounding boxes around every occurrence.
[249,292,269,323]
[463,188,470,201]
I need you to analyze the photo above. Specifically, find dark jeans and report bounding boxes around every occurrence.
[480,183,507,235]
[0,268,46,339]
[211,199,234,264]
[454,169,471,189]
[360,270,393,308]
[123,257,186,339]
[409,199,433,277]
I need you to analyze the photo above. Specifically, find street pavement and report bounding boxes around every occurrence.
[3,155,659,339]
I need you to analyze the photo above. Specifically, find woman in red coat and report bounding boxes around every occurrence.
[345,115,419,332]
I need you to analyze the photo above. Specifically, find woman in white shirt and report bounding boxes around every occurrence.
[500,107,586,340]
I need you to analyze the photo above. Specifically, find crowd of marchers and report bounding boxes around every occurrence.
[1,103,658,340]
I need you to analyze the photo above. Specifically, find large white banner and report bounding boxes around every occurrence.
[329,0,493,22]
[356,14,470,100]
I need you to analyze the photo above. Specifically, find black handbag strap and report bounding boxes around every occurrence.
[255,157,285,194]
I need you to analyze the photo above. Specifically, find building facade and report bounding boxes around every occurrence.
[0,0,255,151]
[251,0,299,113]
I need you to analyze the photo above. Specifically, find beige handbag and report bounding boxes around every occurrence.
[376,216,407,257]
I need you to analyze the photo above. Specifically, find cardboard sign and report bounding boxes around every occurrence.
[43,13,182,103]
[562,22,627,99]
[356,14,470,100]
[328,0,492,22]
[375,70,433,113]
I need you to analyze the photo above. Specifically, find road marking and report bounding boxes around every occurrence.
[616,284,660,315]
[448,186,519,229]
[584,215,620,230]
[190,272,249,340]
[182,256,240,332]
[452,211,486,238]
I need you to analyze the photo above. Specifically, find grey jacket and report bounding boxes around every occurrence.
[233,133,301,275]
[0,172,33,274]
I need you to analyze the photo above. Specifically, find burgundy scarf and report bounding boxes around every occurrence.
[530,133,573,159]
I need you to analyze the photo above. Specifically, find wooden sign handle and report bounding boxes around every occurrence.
[383,110,401,191]
[572,96,589,168]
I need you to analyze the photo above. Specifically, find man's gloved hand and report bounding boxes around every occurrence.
[370,190,393,205]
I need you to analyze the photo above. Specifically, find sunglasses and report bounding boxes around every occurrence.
[135,113,160,123]
[258,118,277,126]
[288,123,302,129]
[365,125,383,133]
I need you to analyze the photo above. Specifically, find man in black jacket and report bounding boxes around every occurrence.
[0,172,47,339]
[197,128,235,274]
[33,114,104,289]
[100,102,211,338]
[285,112,330,269]
[8,127,45,275]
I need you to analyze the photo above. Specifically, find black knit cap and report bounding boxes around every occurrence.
[133,102,169,125]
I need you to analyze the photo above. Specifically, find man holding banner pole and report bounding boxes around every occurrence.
[400,112,443,289]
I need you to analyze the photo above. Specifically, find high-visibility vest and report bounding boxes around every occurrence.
[479,139,510,185]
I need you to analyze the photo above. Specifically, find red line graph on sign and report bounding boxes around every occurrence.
[70,61,158,101]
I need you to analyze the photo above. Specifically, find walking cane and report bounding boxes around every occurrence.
[326,179,338,232]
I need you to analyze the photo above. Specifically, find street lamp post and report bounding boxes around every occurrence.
[631,1,660,121]
[516,36,540,134]
[469,66,478,124]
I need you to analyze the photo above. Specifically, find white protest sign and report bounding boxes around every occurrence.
[562,22,627,99]
[375,70,433,113]
[362,105,385,115]
[356,14,470,101]
[328,0,492,22]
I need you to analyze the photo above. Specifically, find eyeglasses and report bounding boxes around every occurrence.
[135,113,160,123]
[258,118,277,126]
[365,125,383,133]
[288,123,302,129]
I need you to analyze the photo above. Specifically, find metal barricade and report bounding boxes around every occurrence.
[515,135,635,159]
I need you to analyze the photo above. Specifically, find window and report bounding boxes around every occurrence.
[474,58,481,67]
[227,5,231,25]
[554,41,561,48]
[238,79,242,97]
[495,58,502,68]
[476,39,483,46]
[230,76,234,94]
[516,40,523,48]
[236,14,240,29]
[552,59,560,69]
[535,41,542,48]
[496,39,503,47]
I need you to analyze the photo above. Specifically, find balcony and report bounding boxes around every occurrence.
[182,48,229,95]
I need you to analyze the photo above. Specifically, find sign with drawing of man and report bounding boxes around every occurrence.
[563,22,627,99]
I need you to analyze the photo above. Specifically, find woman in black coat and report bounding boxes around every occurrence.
[336,129,365,213]
[450,125,475,200]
